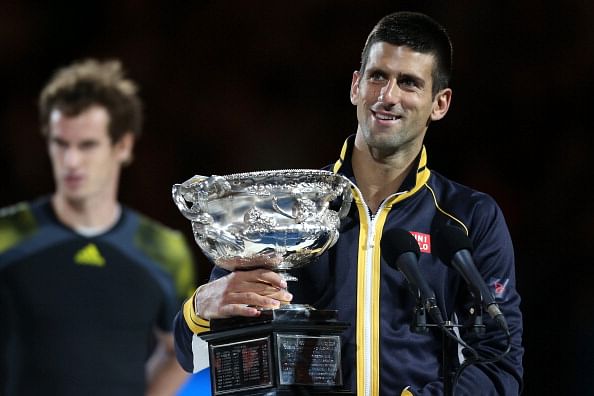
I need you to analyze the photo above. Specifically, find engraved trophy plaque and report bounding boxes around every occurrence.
[173,169,354,395]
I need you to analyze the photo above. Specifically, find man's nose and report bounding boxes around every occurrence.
[63,148,82,167]
[378,79,399,104]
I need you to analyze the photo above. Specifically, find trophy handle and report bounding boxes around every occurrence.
[172,175,231,224]
[172,183,198,221]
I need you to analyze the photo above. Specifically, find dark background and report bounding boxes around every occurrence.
[1,1,593,394]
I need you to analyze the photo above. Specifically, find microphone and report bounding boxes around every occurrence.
[381,228,444,325]
[434,225,508,332]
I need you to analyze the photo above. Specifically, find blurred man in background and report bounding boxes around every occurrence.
[0,59,196,395]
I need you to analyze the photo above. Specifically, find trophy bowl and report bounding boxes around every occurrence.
[172,169,352,284]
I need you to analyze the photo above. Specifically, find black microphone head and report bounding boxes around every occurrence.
[381,228,421,268]
[433,225,474,265]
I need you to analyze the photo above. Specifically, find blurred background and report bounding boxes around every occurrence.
[1,1,593,394]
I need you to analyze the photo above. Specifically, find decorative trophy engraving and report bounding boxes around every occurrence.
[173,169,354,395]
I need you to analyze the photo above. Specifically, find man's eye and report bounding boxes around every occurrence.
[369,72,386,81]
[399,78,419,89]
[80,142,98,150]
[50,139,68,149]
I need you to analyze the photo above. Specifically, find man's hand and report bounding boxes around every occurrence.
[194,269,293,319]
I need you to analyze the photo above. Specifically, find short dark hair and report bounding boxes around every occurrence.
[360,11,453,96]
[39,59,143,143]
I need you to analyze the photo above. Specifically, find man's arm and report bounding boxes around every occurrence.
[145,330,189,396]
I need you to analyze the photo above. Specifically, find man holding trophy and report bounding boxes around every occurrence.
[173,11,524,396]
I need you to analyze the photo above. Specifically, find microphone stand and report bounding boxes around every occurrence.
[411,305,455,396]
[440,320,459,396]
[412,309,485,396]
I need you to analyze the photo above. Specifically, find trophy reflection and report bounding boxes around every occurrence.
[173,169,354,395]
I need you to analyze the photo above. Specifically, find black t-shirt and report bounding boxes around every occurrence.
[0,197,195,396]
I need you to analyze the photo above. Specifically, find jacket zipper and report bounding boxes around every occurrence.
[351,180,408,396]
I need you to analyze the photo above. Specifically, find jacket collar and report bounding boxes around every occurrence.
[332,134,430,194]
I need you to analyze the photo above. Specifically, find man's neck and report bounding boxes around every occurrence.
[352,134,420,214]
[51,194,121,234]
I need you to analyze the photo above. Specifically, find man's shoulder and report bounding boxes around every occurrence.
[428,170,497,205]
[127,209,194,265]
[0,201,39,254]
[426,170,506,235]
[0,201,30,219]
[128,210,188,246]
[126,209,196,298]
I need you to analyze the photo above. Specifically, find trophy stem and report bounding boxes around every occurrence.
[278,271,298,283]
[276,270,316,311]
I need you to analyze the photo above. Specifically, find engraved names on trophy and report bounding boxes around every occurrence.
[276,334,342,386]
[210,337,273,395]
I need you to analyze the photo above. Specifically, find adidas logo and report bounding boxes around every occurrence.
[74,243,106,267]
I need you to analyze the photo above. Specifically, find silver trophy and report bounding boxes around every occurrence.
[172,169,354,395]
[172,169,352,294]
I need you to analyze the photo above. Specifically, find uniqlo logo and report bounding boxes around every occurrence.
[489,277,510,299]
[409,231,431,253]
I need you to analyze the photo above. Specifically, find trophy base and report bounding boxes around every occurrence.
[220,388,354,395]
[200,309,353,396]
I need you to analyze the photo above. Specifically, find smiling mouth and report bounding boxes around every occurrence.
[372,111,401,121]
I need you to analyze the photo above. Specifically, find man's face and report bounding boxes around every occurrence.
[350,42,451,155]
[47,105,132,205]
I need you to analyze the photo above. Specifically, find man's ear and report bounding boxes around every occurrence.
[350,71,361,105]
[116,132,135,165]
[430,88,452,121]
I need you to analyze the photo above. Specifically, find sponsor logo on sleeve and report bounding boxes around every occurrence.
[489,277,510,299]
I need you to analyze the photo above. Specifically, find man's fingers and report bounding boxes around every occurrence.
[225,291,287,309]
[219,290,294,318]
[231,269,287,290]
[254,270,288,289]
[266,289,293,303]
[219,304,261,318]
[195,269,294,320]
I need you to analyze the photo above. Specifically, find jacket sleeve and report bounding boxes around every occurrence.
[408,196,524,395]
[173,291,210,372]
[172,266,231,372]
[173,308,195,373]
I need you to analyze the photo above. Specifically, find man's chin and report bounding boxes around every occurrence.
[59,191,88,205]
[365,133,399,150]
